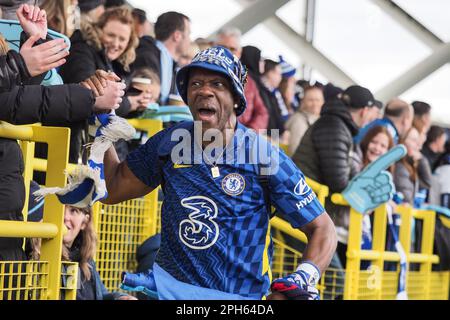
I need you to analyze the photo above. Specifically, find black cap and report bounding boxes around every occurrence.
[341,85,375,109]
[78,0,105,13]
[105,0,126,8]
[323,82,343,102]
[374,100,383,109]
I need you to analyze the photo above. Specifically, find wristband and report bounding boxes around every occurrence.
[296,261,321,287]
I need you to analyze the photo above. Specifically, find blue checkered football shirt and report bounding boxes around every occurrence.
[126,121,325,299]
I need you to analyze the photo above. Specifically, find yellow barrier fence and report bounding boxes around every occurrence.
[25,119,163,294]
[92,119,163,291]
[93,193,159,291]
[97,130,449,300]
[332,193,449,300]
[0,122,77,300]
[7,118,447,300]
[267,176,449,300]
[29,119,163,293]
[269,179,346,299]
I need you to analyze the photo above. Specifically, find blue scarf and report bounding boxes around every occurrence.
[34,112,135,208]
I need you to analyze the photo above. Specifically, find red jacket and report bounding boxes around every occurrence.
[238,75,268,131]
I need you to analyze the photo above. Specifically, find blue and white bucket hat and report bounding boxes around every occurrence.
[279,55,296,78]
[176,46,248,116]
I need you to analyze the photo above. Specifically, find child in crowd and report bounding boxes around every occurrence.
[28,202,136,300]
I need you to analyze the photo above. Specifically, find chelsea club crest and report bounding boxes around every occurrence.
[221,173,245,196]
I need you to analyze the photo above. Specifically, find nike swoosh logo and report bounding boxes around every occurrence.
[173,163,193,169]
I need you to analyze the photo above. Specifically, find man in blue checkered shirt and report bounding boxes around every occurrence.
[102,46,337,300]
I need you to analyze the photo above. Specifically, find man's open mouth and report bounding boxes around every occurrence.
[197,107,216,121]
[199,108,215,116]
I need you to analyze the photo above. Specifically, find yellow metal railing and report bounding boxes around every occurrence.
[0,221,58,239]
[0,121,77,300]
[27,119,164,293]
[127,118,163,139]
[331,193,449,300]
[305,177,329,206]
[60,262,79,300]
[32,157,78,174]
[93,194,159,291]
[5,117,448,300]
[0,261,48,300]
[271,217,308,244]
[271,237,345,299]
[268,177,347,299]
[92,119,163,291]
[18,119,164,294]
[268,178,448,300]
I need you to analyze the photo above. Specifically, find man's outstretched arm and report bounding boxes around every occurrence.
[269,212,336,300]
[300,212,337,273]
[102,146,153,205]
[267,145,337,300]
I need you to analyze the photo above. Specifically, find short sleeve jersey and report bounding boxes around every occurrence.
[127,121,324,299]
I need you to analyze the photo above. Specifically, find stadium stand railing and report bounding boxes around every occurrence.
[92,119,163,292]
[0,122,78,300]
[269,177,345,299]
[331,194,449,300]
[30,119,164,295]
[2,119,449,300]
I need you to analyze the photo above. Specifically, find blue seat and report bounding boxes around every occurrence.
[0,19,70,85]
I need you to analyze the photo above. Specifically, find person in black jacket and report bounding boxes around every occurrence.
[423,125,447,171]
[293,85,376,193]
[131,33,160,78]
[291,85,376,273]
[0,3,125,262]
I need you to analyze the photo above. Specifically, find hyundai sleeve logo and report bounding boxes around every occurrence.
[294,178,311,196]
